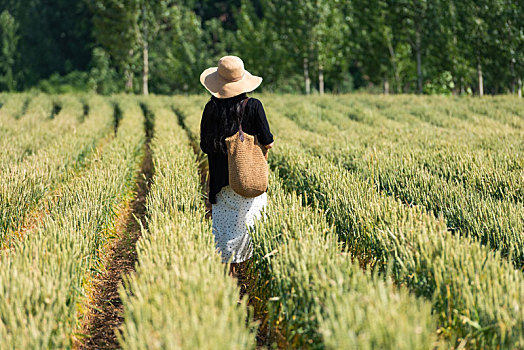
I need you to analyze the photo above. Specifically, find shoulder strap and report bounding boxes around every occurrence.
[239,97,250,124]
[238,97,250,141]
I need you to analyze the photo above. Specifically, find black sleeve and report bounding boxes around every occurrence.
[253,99,274,145]
[200,101,212,154]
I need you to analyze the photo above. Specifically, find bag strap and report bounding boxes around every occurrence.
[238,97,250,142]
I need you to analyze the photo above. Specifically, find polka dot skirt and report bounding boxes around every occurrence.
[212,185,267,263]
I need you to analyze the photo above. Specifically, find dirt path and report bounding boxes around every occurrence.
[76,134,154,349]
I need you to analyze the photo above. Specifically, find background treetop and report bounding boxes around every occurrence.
[0,0,522,96]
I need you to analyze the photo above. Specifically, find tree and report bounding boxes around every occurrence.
[149,4,210,94]
[0,10,19,91]
[389,0,434,94]
[0,0,522,95]
[136,1,172,95]
[253,0,349,94]
[0,0,93,89]
[235,0,296,91]
[88,47,121,95]
[263,0,316,94]
[90,0,140,92]
[438,0,470,94]
[352,0,398,93]
[313,0,347,94]
[493,0,524,96]
[454,0,493,96]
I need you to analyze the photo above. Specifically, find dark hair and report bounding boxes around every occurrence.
[201,94,246,154]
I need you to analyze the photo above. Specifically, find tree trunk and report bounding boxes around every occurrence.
[304,57,310,95]
[477,59,484,96]
[125,69,133,92]
[415,29,423,94]
[416,49,422,94]
[6,68,14,91]
[477,57,484,96]
[387,40,400,93]
[452,33,459,96]
[141,4,149,96]
[383,75,389,95]
[510,61,516,94]
[125,49,134,92]
[142,40,149,95]
[518,77,522,98]
[319,64,324,95]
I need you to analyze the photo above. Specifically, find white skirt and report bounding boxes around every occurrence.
[212,185,267,263]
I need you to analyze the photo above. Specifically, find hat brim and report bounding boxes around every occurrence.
[200,67,262,98]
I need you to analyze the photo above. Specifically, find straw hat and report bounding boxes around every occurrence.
[200,56,262,98]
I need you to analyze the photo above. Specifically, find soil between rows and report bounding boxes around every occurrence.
[76,136,154,349]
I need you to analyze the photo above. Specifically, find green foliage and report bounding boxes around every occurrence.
[88,48,122,95]
[150,6,210,94]
[1,0,93,88]
[89,0,140,86]
[36,71,91,94]
[423,71,455,94]
[0,10,18,91]
[2,1,524,94]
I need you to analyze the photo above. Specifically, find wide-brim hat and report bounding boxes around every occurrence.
[200,55,262,98]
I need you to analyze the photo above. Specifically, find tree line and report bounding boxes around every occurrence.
[0,0,522,96]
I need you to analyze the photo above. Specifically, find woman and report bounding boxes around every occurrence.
[199,55,274,280]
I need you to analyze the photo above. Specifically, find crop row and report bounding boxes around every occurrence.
[269,145,523,347]
[264,95,523,346]
[0,97,143,348]
[263,95,524,267]
[118,99,254,349]
[175,94,523,347]
[2,93,520,348]
[296,94,523,203]
[0,95,114,244]
[249,173,439,348]
[0,94,91,163]
[174,96,440,349]
[284,95,524,203]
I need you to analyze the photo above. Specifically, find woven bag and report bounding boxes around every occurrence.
[225,98,269,197]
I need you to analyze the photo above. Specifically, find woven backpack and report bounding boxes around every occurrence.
[225,98,269,197]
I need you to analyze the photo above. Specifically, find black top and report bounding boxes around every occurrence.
[200,93,274,204]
